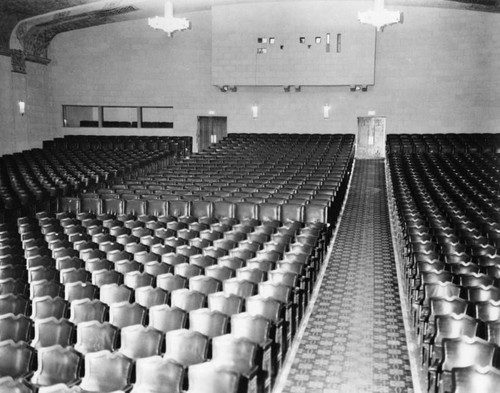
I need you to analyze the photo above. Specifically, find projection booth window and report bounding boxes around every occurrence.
[141,106,174,128]
[62,105,174,128]
[63,105,99,127]
[102,106,138,128]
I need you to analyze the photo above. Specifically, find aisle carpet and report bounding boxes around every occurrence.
[280,159,413,393]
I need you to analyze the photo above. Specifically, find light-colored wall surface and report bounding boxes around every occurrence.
[0,56,54,156]
[211,1,376,86]
[1,2,499,155]
[0,55,17,156]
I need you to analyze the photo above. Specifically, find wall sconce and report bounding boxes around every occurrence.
[219,85,237,93]
[323,103,331,120]
[18,101,25,116]
[251,104,259,119]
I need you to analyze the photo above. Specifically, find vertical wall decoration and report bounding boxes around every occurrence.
[11,49,26,74]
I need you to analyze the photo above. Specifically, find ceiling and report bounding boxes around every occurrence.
[1,0,499,62]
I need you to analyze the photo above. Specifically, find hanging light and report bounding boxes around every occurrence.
[148,1,190,37]
[358,0,403,31]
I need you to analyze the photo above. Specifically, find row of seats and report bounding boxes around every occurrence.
[0,341,262,393]
[0,136,192,224]
[0,198,329,392]
[0,132,354,392]
[387,133,500,154]
[94,133,355,232]
[42,135,192,155]
[80,120,175,128]
[386,133,500,393]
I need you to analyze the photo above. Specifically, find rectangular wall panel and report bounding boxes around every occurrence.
[212,1,376,86]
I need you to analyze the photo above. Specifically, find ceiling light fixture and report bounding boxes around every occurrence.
[148,1,190,37]
[358,0,402,31]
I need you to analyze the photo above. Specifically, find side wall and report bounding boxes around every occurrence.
[0,56,55,156]
[1,3,499,155]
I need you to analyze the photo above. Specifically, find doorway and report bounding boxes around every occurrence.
[197,116,227,152]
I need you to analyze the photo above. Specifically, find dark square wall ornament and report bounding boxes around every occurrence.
[11,49,26,74]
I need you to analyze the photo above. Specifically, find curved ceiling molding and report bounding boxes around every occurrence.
[6,0,500,73]
[9,0,165,66]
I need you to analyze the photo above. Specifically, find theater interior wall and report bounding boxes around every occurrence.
[0,2,498,155]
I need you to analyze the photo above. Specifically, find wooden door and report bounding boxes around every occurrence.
[197,116,227,152]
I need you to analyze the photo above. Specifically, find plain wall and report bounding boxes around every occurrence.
[1,2,499,155]
[0,56,54,156]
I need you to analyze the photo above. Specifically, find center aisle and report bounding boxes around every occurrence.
[277,159,413,393]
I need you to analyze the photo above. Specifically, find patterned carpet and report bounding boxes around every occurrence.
[277,159,414,393]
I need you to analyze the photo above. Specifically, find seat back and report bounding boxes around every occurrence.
[69,298,108,324]
[442,336,496,372]
[234,202,258,223]
[119,324,164,359]
[134,286,169,308]
[80,198,102,215]
[223,277,256,298]
[213,202,235,220]
[75,321,118,354]
[258,281,292,304]
[149,304,187,333]
[190,201,213,219]
[64,282,98,302]
[207,292,244,316]
[0,313,32,342]
[281,204,304,224]
[186,361,239,393]
[212,334,257,375]
[102,198,124,217]
[157,273,188,293]
[0,340,35,379]
[109,301,147,328]
[31,296,67,320]
[170,288,206,312]
[59,197,80,214]
[230,312,270,346]
[79,350,133,392]
[31,345,82,386]
[164,329,208,366]
[245,294,282,322]
[189,308,228,338]
[131,356,183,393]
[32,317,75,349]
[167,201,190,218]
[189,275,221,296]
[99,283,133,305]
[452,365,500,393]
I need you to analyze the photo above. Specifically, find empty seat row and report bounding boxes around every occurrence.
[386,133,500,393]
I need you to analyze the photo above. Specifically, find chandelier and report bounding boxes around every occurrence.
[148,1,190,36]
[358,0,403,31]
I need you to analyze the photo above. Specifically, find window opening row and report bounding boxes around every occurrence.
[63,106,174,128]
